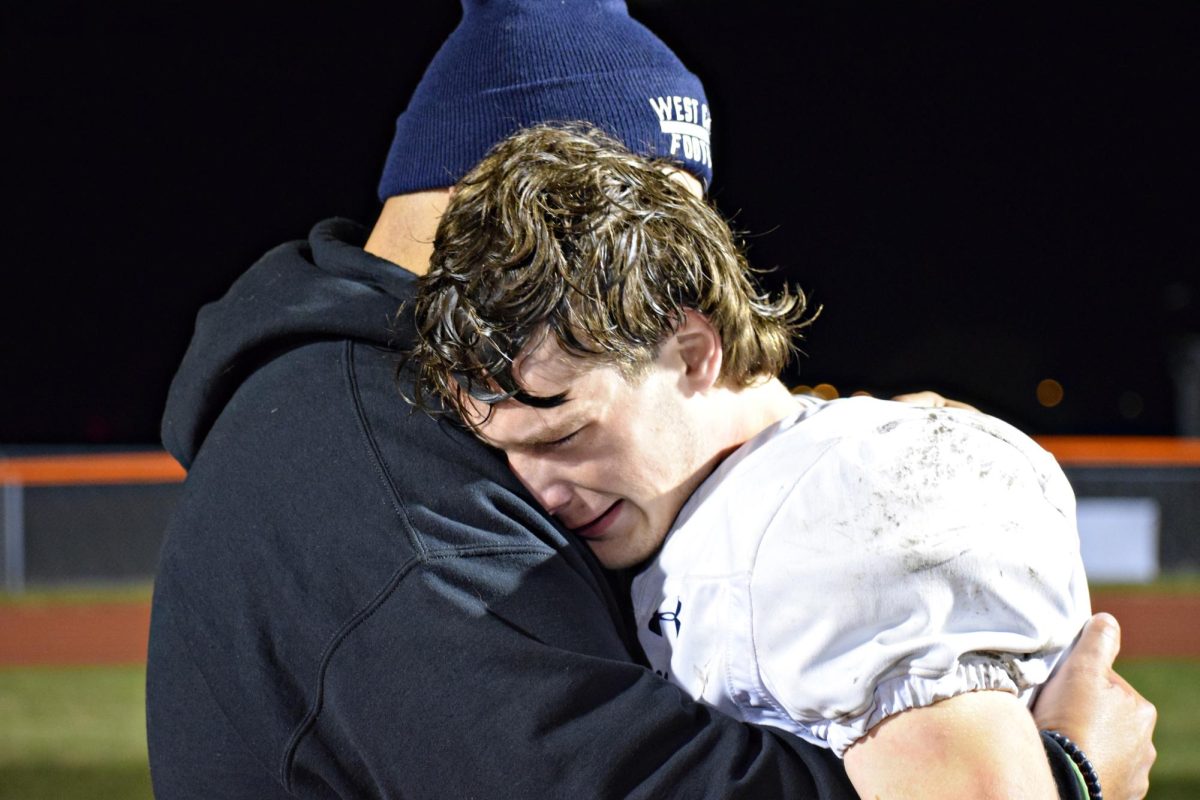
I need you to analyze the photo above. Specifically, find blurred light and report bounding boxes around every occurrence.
[851,390,872,397]
[1118,390,1144,420]
[812,383,839,400]
[1036,379,1064,408]
[791,384,813,396]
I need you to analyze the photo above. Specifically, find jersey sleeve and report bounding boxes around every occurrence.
[741,407,1091,757]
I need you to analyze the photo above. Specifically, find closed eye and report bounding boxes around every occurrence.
[539,427,583,451]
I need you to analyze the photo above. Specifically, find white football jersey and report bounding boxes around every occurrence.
[633,396,1090,756]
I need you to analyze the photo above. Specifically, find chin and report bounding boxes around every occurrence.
[591,542,660,572]
[584,541,628,570]
[593,550,634,571]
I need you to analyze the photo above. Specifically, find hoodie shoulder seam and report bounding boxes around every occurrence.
[343,339,428,558]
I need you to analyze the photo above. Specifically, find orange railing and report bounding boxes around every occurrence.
[0,439,1198,488]
[0,452,185,486]
[1035,437,1200,468]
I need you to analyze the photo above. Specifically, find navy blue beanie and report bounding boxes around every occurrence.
[377,0,712,200]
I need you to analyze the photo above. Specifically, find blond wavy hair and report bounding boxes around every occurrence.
[408,123,814,419]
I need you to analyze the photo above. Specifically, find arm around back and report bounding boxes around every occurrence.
[844,690,1056,799]
[148,330,858,798]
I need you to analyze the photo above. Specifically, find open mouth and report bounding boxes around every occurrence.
[570,500,623,540]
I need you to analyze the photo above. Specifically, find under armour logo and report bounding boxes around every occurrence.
[649,599,682,637]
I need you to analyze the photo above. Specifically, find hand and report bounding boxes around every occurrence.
[1033,613,1157,800]
[891,390,979,412]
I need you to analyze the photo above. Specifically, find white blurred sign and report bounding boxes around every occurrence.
[1076,497,1159,583]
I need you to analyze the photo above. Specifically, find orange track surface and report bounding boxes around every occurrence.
[0,591,1196,666]
[1090,592,1200,660]
[0,602,151,666]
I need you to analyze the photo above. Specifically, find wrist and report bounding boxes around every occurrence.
[1042,730,1103,800]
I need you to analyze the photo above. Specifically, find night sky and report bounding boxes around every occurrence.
[3,1,1197,446]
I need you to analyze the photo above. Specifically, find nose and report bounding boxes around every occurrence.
[506,451,573,516]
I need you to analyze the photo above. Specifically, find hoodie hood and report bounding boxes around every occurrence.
[162,218,416,468]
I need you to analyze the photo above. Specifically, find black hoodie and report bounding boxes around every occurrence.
[146,219,858,799]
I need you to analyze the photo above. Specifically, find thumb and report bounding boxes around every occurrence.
[1074,612,1122,671]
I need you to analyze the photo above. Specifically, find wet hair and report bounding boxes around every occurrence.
[408,123,814,421]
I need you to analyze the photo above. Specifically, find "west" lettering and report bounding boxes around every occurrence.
[648,95,705,125]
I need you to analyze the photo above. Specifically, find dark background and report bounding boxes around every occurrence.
[3,0,1197,445]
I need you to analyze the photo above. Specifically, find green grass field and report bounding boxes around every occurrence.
[0,660,1197,799]
[2,583,1198,798]
[0,665,151,800]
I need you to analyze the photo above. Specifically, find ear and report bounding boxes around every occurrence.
[672,309,723,392]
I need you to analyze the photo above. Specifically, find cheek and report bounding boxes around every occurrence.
[625,394,700,489]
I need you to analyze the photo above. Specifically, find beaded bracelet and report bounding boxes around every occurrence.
[1044,730,1103,800]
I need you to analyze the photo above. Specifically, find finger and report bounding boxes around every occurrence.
[1074,612,1122,670]
[941,398,979,412]
[892,391,945,406]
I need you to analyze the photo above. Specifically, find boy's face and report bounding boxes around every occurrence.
[470,335,713,569]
